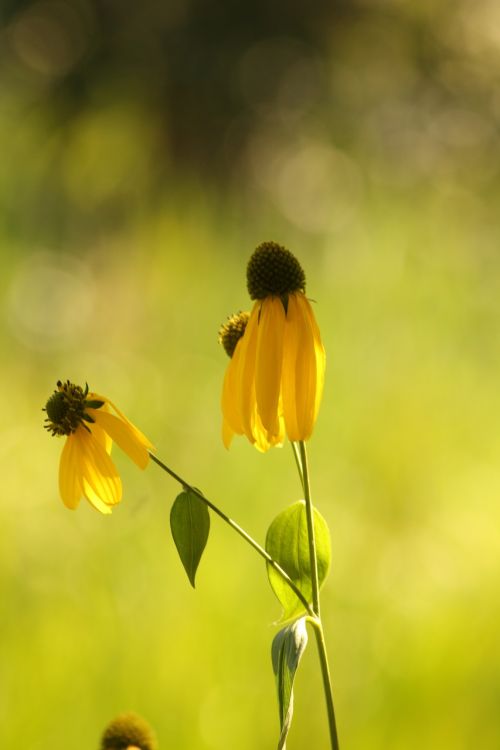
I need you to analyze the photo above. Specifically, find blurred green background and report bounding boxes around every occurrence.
[1,0,499,747]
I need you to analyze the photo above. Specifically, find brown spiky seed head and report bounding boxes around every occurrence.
[246,242,306,300]
[100,712,157,750]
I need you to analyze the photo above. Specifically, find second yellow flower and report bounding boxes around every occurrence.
[221,242,326,451]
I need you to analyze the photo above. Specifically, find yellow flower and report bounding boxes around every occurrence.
[220,242,326,451]
[43,380,154,514]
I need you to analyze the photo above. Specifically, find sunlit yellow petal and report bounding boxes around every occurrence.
[89,409,150,469]
[77,428,122,512]
[58,433,82,509]
[300,294,326,423]
[252,406,284,451]
[250,401,269,451]
[274,398,286,445]
[294,296,317,439]
[91,393,155,453]
[252,429,270,452]
[221,336,244,434]
[292,293,324,440]
[222,418,234,449]
[84,490,113,514]
[282,293,301,441]
[255,296,286,436]
[88,402,113,454]
[237,302,260,442]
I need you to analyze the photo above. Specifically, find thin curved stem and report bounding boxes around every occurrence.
[149,451,314,617]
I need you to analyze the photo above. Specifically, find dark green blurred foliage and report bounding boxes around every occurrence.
[1,0,336,173]
[3,0,500,244]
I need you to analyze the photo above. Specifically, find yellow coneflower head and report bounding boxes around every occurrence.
[221,243,326,451]
[100,712,157,750]
[43,380,154,514]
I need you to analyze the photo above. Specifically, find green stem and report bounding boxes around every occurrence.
[309,618,340,750]
[299,441,321,616]
[149,452,314,618]
[299,441,340,750]
[290,441,305,494]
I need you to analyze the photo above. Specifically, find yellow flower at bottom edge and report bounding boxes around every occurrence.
[220,242,326,451]
[100,711,157,750]
[43,380,154,514]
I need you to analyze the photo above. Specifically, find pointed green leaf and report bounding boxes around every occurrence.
[170,490,210,588]
[265,500,331,619]
[271,617,308,749]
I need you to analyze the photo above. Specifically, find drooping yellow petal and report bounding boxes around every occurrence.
[274,395,286,445]
[59,433,82,509]
[84,488,113,515]
[292,293,325,440]
[251,405,284,451]
[222,418,234,449]
[89,408,150,469]
[77,428,122,513]
[251,400,271,451]
[221,335,245,435]
[88,403,112,454]
[300,294,326,424]
[236,302,260,442]
[255,296,286,437]
[282,293,301,441]
[90,393,155,453]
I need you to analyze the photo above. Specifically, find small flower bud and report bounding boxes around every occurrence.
[218,311,250,357]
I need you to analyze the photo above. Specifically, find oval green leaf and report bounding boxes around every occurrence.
[265,500,331,619]
[170,490,210,588]
[271,617,308,749]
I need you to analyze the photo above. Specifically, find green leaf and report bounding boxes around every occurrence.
[265,500,331,619]
[170,490,210,588]
[271,617,308,749]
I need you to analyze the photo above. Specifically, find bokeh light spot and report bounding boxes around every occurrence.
[6,251,95,351]
[8,1,92,78]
